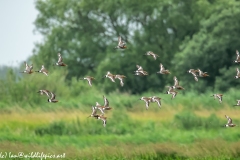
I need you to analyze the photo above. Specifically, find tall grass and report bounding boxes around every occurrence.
[0,106,240,159]
[1,69,240,159]
[1,69,240,111]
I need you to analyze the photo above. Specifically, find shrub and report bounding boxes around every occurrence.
[174,111,221,130]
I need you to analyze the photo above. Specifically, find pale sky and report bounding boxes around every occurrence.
[0,0,43,67]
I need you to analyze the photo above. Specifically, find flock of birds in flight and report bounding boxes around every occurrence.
[19,36,240,128]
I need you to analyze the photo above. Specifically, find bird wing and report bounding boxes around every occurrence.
[101,117,107,127]
[160,64,164,70]
[108,75,115,82]
[91,106,97,115]
[41,67,48,75]
[103,95,109,107]
[29,64,33,71]
[50,92,56,100]
[58,53,63,63]
[145,100,150,109]
[217,95,222,103]
[119,79,124,87]
[152,54,158,60]
[236,50,240,57]
[118,36,122,46]
[191,71,198,77]
[24,62,29,70]
[171,91,178,99]
[136,65,143,71]
[138,70,148,75]
[42,90,51,97]
[95,102,101,107]
[156,100,161,107]
[86,78,93,86]
[225,115,232,124]
[153,97,161,106]
[166,86,174,92]
[173,77,179,86]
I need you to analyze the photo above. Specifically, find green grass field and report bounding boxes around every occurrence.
[1,97,240,159]
[1,72,240,159]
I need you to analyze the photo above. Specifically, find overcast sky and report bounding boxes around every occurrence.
[0,0,43,67]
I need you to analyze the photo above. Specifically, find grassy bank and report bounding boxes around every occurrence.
[0,105,240,159]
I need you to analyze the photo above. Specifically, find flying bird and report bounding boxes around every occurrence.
[140,97,152,110]
[35,65,48,76]
[151,96,162,108]
[115,36,127,49]
[88,106,98,118]
[20,62,33,74]
[134,65,148,76]
[157,63,171,74]
[234,50,240,64]
[47,91,58,103]
[235,68,240,79]
[233,100,240,106]
[79,76,95,86]
[115,74,127,87]
[197,69,209,77]
[211,94,223,103]
[224,115,236,127]
[104,71,116,82]
[144,51,159,60]
[37,89,51,97]
[95,95,112,115]
[165,86,178,99]
[188,69,198,81]
[55,53,67,66]
[172,76,185,90]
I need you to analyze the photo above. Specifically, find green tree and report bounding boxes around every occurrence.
[32,0,219,93]
[173,0,240,92]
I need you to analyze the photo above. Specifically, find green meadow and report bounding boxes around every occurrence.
[1,71,240,159]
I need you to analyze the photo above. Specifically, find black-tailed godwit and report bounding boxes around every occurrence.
[157,63,170,74]
[225,115,236,127]
[115,36,127,49]
[35,65,48,76]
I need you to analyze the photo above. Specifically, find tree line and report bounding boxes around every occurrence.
[4,0,240,94]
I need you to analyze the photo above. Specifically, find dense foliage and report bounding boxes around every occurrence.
[11,0,234,94]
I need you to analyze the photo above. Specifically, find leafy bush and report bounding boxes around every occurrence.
[35,110,139,136]
[174,111,221,130]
